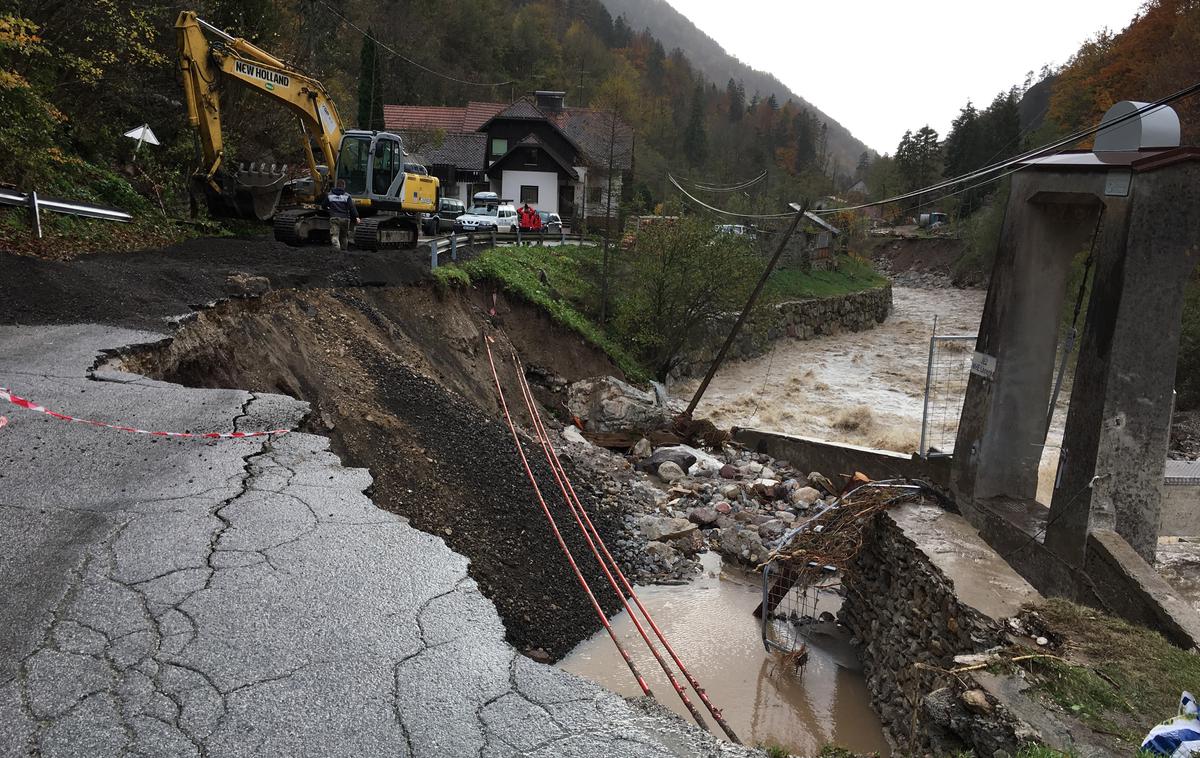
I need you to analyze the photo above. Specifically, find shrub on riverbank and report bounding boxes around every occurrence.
[455,227,889,382]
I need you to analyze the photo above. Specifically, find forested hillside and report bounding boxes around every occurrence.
[599,0,871,174]
[0,0,862,239]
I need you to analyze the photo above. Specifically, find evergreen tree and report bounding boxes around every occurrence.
[612,14,632,47]
[855,151,871,180]
[943,101,982,178]
[357,32,385,131]
[683,83,708,167]
[726,78,744,122]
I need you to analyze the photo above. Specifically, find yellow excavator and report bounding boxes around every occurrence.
[175,11,438,249]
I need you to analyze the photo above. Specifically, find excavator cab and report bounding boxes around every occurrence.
[335,131,438,211]
[274,131,439,249]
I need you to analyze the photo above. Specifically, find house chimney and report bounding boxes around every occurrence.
[534,90,566,112]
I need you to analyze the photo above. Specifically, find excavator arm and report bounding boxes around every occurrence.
[176,11,344,213]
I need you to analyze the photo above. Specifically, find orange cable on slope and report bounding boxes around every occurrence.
[510,351,742,744]
[508,349,711,734]
[481,334,652,697]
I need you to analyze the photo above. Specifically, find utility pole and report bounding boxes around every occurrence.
[684,201,809,418]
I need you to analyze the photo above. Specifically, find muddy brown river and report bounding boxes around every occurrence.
[562,286,1073,753]
[559,553,891,755]
[677,286,1068,502]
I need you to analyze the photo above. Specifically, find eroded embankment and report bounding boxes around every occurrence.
[122,284,639,660]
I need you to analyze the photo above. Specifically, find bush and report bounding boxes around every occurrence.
[613,217,761,380]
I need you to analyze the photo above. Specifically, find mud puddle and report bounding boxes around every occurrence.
[678,286,1070,503]
[559,552,891,755]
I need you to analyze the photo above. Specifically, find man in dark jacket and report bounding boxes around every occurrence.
[324,179,359,251]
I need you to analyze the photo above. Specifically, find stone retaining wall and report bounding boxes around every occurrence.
[672,284,892,379]
[840,503,1042,754]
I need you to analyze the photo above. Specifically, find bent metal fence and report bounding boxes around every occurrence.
[919,319,977,459]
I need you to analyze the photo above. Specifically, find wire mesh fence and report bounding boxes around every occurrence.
[919,326,977,458]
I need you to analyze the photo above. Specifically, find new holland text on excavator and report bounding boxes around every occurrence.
[175,11,438,250]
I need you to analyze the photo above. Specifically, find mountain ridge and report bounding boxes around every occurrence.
[601,0,873,172]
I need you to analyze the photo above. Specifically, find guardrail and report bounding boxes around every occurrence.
[0,188,132,239]
[425,229,592,268]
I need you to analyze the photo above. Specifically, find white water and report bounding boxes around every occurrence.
[676,286,1068,503]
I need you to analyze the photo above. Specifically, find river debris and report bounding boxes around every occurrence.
[758,479,944,657]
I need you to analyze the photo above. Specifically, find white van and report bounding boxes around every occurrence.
[495,204,518,233]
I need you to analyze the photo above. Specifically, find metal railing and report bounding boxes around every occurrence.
[425,229,591,268]
[0,188,132,239]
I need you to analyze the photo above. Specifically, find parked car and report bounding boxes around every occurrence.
[454,192,518,233]
[537,210,563,233]
[494,204,518,232]
[453,203,499,232]
[422,197,465,235]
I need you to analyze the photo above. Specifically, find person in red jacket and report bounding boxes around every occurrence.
[519,203,536,232]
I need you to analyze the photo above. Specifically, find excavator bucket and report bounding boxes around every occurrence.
[199,163,289,221]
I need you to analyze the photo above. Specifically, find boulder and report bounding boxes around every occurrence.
[631,437,652,459]
[719,463,739,479]
[808,471,836,495]
[687,506,719,526]
[960,689,992,715]
[758,519,785,540]
[718,527,766,565]
[719,483,741,499]
[640,447,697,474]
[638,515,697,542]
[644,541,682,571]
[714,502,732,515]
[790,486,823,507]
[761,466,777,480]
[656,461,686,482]
[567,376,669,434]
[561,425,588,445]
[661,445,725,476]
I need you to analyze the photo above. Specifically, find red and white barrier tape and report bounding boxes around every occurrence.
[0,387,289,439]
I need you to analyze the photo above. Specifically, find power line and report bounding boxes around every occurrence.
[683,170,769,193]
[812,82,1200,216]
[315,0,513,88]
[668,174,798,219]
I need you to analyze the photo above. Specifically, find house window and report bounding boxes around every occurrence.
[520,185,539,204]
[490,138,507,157]
[524,148,537,166]
[587,186,602,204]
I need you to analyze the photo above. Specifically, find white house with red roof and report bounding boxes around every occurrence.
[384,91,633,227]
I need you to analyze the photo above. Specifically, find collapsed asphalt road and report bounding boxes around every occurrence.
[0,241,762,757]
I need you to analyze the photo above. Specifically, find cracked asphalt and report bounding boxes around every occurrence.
[0,322,761,757]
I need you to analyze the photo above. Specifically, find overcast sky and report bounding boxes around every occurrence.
[664,0,1146,154]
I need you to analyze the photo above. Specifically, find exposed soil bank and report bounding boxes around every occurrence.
[123,284,643,660]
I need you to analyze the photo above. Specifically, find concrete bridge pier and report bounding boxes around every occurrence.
[946,103,1200,644]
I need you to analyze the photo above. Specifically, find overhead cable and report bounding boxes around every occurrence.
[315,0,513,88]
[668,174,798,219]
[684,170,768,193]
[670,81,1200,221]
[812,82,1200,215]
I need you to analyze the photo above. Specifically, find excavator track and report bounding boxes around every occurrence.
[273,209,325,246]
[353,217,418,251]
